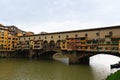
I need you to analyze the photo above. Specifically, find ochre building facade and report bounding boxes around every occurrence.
[0,24,18,52]
[18,26,120,54]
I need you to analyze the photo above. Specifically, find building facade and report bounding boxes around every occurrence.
[18,26,120,53]
[0,24,26,53]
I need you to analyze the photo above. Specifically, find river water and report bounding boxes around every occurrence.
[0,54,120,80]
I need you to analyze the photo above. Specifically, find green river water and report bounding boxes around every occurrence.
[1,54,120,80]
[0,58,94,80]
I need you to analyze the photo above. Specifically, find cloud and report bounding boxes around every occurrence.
[0,0,120,33]
[23,20,107,34]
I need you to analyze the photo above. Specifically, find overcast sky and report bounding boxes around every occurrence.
[0,0,120,33]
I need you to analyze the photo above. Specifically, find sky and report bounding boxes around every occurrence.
[0,0,120,34]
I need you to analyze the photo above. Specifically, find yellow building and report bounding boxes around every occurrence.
[0,25,18,52]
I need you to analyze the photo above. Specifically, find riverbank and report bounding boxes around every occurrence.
[106,70,120,80]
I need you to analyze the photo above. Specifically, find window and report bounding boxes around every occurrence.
[109,31,113,36]
[105,47,108,50]
[85,33,88,37]
[45,36,47,39]
[96,32,99,36]
[87,41,91,44]
[81,42,85,44]
[51,36,53,39]
[63,42,65,44]
[66,35,69,38]
[75,34,78,38]
[81,37,85,40]
[85,46,88,49]
[39,37,41,39]
[12,41,14,43]
[112,47,118,50]
[62,46,65,48]
[107,42,111,44]
[58,35,60,38]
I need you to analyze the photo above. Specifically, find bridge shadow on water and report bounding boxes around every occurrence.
[36,51,57,60]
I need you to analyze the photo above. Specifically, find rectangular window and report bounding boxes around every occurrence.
[58,36,60,38]
[85,33,88,37]
[96,32,99,36]
[75,34,78,38]
[66,35,69,38]
[109,31,113,36]
[45,36,47,39]
[51,36,53,39]
[39,37,41,39]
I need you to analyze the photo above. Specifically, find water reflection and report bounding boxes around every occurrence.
[0,59,94,80]
[0,54,119,80]
[90,54,120,80]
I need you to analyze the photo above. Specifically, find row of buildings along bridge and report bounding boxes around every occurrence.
[17,26,120,53]
[0,24,120,63]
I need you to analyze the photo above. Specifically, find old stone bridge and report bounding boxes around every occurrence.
[17,26,120,64]
[19,47,120,64]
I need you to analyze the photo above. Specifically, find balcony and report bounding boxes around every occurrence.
[34,44,42,50]
[111,50,118,53]
[15,45,22,50]
[99,41,118,46]
[67,48,77,51]
[34,46,42,50]
[111,42,118,45]
[22,45,29,50]
[76,43,86,46]
[77,48,86,51]
[67,40,76,42]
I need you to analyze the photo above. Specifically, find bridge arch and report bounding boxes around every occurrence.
[43,40,49,50]
[77,52,120,64]
[49,40,56,50]
[38,50,58,59]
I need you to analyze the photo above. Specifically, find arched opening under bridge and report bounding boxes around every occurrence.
[77,52,120,64]
[38,51,58,60]
[49,40,56,50]
[43,40,49,50]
